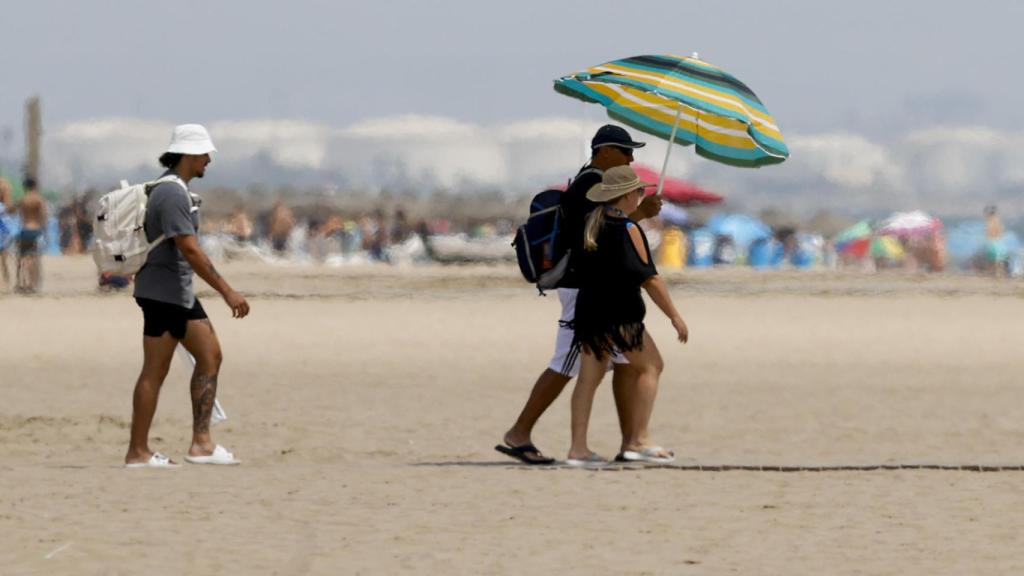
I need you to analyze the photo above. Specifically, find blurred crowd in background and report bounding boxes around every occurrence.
[1,171,1021,296]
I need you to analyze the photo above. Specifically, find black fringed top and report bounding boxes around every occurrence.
[563,212,658,370]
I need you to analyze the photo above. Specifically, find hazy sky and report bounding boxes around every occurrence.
[1,0,1022,136]
[2,0,1022,219]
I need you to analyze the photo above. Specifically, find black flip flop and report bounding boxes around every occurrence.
[494,443,556,465]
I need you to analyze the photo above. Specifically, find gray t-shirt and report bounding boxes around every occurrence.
[133,173,200,308]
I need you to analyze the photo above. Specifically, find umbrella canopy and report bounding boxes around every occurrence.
[833,220,873,257]
[878,211,942,237]
[632,165,723,205]
[554,54,788,168]
[870,235,904,260]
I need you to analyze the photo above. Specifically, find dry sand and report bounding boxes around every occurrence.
[3,256,1024,574]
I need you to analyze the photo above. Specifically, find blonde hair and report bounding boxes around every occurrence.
[583,205,606,251]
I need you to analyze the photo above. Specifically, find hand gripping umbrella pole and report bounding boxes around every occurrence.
[175,344,228,426]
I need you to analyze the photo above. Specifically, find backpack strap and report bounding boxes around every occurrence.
[141,174,188,247]
[144,173,188,196]
[573,165,603,184]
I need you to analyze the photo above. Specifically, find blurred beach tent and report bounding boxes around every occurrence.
[688,228,715,267]
[878,210,942,238]
[792,233,824,268]
[631,165,723,205]
[946,220,1021,268]
[554,53,788,196]
[657,227,686,270]
[834,219,873,258]
[706,213,771,254]
[748,237,784,269]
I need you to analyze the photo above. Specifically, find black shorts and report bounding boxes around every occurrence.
[136,298,208,340]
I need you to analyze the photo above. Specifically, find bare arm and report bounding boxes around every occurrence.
[643,275,681,322]
[174,234,250,318]
[643,275,688,343]
[628,225,688,342]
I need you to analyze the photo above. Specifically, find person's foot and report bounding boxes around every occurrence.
[497,431,555,465]
[621,444,673,457]
[503,430,531,450]
[495,443,555,465]
[125,448,151,465]
[566,447,599,461]
[617,445,675,464]
[184,444,240,465]
[188,441,217,458]
[565,451,606,467]
[125,449,178,467]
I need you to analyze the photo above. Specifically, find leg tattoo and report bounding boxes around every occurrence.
[191,373,218,434]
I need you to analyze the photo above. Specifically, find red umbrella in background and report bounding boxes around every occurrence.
[549,164,722,205]
[632,164,723,205]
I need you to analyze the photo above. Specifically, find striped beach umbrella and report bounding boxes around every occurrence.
[878,210,942,238]
[554,54,788,170]
[833,219,873,257]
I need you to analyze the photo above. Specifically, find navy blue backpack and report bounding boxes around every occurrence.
[513,189,570,294]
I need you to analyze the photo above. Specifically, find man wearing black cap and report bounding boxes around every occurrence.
[497,124,662,464]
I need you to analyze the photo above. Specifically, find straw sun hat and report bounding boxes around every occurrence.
[586,166,656,203]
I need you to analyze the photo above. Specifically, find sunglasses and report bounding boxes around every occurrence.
[614,146,635,157]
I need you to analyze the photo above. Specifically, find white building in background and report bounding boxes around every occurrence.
[34,116,1024,218]
[323,115,507,194]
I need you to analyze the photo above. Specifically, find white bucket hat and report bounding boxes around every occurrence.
[586,166,656,202]
[166,124,217,155]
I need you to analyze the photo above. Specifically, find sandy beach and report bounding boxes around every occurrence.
[3,256,1024,575]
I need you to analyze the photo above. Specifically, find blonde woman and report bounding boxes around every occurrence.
[564,166,689,466]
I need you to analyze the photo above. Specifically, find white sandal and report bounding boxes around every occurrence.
[125,452,179,469]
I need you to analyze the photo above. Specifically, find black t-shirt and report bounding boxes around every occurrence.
[575,214,659,324]
[557,166,603,288]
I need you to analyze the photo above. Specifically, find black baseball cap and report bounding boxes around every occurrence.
[591,124,646,150]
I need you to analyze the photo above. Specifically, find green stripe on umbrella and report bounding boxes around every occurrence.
[554,54,789,175]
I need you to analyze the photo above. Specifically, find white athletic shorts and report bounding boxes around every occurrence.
[548,287,628,378]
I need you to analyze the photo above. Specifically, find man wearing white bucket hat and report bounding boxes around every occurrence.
[125,124,250,468]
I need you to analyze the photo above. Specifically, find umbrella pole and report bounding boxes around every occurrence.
[657,105,684,196]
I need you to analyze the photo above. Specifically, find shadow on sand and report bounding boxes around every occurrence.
[412,461,1024,472]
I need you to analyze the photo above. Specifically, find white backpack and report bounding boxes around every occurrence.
[91,174,185,275]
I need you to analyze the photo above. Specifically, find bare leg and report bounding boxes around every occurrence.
[0,249,8,288]
[28,253,41,292]
[611,364,636,451]
[181,318,223,456]
[125,332,178,464]
[568,350,607,459]
[621,331,667,455]
[14,251,24,292]
[504,368,571,448]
